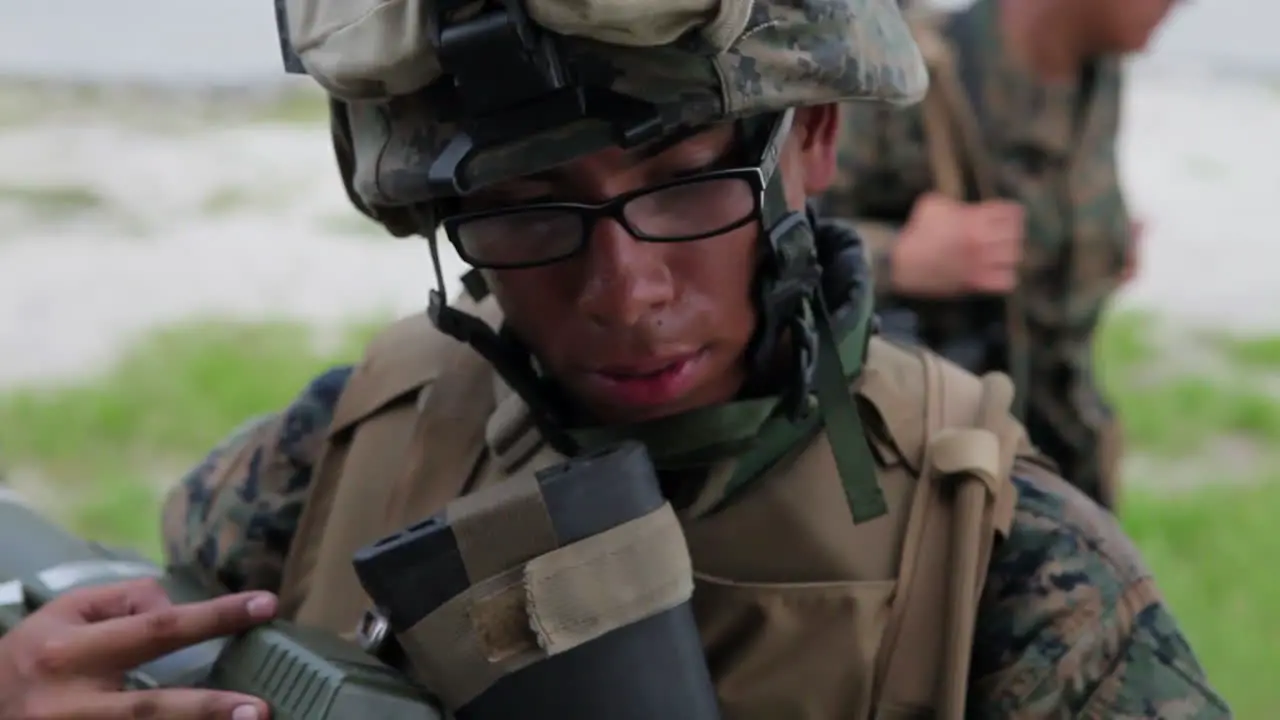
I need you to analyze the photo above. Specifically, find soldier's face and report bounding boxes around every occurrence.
[469,105,841,425]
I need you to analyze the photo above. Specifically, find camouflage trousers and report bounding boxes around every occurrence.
[1022,355,1123,510]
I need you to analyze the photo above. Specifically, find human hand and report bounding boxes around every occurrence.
[891,192,1024,297]
[0,578,277,719]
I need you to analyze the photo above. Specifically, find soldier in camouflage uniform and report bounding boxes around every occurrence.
[0,0,1227,717]
[820,0,1181,509]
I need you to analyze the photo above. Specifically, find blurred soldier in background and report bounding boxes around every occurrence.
[821,0,1179,509]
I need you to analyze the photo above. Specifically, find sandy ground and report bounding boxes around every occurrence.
[0,72,1278,390]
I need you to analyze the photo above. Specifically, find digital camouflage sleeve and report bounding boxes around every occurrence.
[161,366,352,594]
[161,370,1230,717]
[972,474,1230,717]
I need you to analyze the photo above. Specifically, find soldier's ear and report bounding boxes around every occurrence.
[789,104,841,198]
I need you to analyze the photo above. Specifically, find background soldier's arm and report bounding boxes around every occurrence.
[823,102,934,299]
[969,474,1232,718]
[160,366,354,595]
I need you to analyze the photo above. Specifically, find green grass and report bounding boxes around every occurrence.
[1097,310,1280,456]
[0,183,107,218]
[1217,334,1280,370]
[0,183,151,235]
[318,211,392,238]
[1122,480,1280,719]
[199,185,300,218]
[0,77,329,131]
[1095,310,1280,717]
[0,309,1276,716]
[248,84,328,125]
[0,318,385,558]
[200,187,259,217]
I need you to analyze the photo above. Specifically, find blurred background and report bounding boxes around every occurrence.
[0,0,1274,715]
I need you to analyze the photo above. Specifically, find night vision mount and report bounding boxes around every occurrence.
[273,0,670,195]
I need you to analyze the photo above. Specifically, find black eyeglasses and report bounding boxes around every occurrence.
[440,167,767,269]
[439,110,793,270]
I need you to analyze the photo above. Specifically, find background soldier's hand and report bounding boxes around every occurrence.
[0,578,276,719]
[891,192,1025,297]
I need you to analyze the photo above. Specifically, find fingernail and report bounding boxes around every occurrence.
[245,593,277,619]
[232,704,260,720]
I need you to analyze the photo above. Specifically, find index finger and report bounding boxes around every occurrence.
[44,578,171,624]
[40,591,277,675]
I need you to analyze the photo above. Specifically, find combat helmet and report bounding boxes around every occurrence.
[273,0,928,522]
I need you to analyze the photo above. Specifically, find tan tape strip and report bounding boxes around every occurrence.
[399,566,538,710]
[525,500,693,655]
[398,502,693,710]
[446,472,558,583]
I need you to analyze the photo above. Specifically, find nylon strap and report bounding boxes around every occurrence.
[813,289,886,522]
[704,282,883,521]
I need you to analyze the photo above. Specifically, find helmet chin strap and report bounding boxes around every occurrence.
[420,114,885,523]
[423,232,583,456]
[746,176,821,420]
[743,152,887,522]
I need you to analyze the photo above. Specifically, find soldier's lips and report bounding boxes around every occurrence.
[583,351,708,408]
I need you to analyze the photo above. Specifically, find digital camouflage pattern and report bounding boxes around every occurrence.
[161,367,351,594]
[821,0,1130,504]
[331,0,929,210]
[162,370,1231,717]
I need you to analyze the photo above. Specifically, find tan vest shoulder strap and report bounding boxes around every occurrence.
[858,338,932,474]
[277,296,504,619]
[861,339,1022,718]
[328,295,503,435]
[378,297,507,527]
